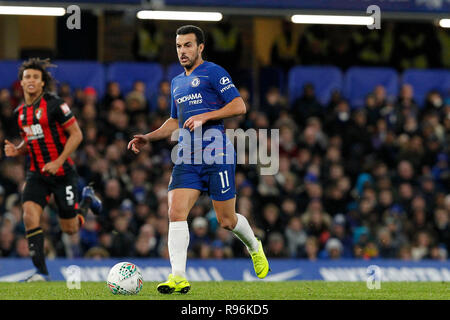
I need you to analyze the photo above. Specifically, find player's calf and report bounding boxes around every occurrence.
[216,215,237,230]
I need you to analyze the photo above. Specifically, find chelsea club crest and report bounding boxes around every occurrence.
[191,77,200,87]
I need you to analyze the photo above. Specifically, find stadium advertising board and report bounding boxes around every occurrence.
[0,258,449,282]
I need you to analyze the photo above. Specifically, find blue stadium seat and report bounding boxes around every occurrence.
[106,62,164,100]
[402,69,450,108]
[288,66,343,106]
[0,60,21,90]
[166,62,184,82]
[51,60,106,98]
[343,67,399,109]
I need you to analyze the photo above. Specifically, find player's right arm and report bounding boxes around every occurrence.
[5,106,28,157]
[4,139,28,157]
[128,117,179,154]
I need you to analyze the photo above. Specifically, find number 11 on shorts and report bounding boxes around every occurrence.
[219,170,230,189]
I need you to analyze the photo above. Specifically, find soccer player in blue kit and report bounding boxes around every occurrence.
[128,25,270,294]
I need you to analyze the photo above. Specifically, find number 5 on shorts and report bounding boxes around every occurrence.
[66,185,74,205]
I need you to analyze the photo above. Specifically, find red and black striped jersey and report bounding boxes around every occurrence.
[14,93,77,177]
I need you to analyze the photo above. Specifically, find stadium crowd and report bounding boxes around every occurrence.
[0,68,449,262]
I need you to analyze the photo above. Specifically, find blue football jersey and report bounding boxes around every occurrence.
[170,61,240,164]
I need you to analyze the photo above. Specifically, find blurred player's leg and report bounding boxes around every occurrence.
[59,217,81,234]
[213,197,270,279]
[157,188,200,294]
[80,182,103,216]
[23,201,49,281]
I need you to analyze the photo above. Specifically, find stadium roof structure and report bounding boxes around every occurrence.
[0,0,449,20]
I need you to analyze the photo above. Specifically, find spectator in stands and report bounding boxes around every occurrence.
[12,236,29,258]
[215,226,236,258]
[260,203,284,236]
[279,125,299,159]
[82,86,99,112]
[422,90,445,118]
[260,86,289,126]
[102,81,123,111]
[0,227,15,257]
[279,197,299,222]
[377,227,398,258]
[329,214,353,258]
[324,99,352,137]
[284,216,307,258]
[110,214,135,257]
[364,93,381,132]
[79,215,99,253]
[126,80,148,122]
[433,208,450,252]
[411,230,433,261]
[292,83,324,127]
[397,83,419,114]
[428,245,447,261]
[257,176,280,204]
[321,238,343,260]
[398,244,413,260]
[265,232,289,258]
[153,94,170,119]
[189,217,211,258]
[299,236,318,261]
[84,246,110,259]
[301,199,332,250]
[0,89,18,138]
[9,80,23,108]
[323,183,349,217]
[211,239,233,259]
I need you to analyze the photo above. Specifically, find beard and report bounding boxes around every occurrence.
[181,52,199,70]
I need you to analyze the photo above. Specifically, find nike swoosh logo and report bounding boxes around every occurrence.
[243,268,302,281]
[221,188,230,194]
[174,281,184,285]
[0,269,35,282]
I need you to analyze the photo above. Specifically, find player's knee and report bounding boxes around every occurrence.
[22,204,41,227]
[168,206,186,222]
[23,210,36,224]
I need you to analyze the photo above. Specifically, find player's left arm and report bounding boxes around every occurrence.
[183,96,246,131]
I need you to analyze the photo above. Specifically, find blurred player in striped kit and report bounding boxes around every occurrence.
[4,58,102,281]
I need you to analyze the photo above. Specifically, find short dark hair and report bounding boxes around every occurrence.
[176,25,205,45]
[18,58,55,92]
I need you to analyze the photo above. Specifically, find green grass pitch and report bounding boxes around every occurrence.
[0,281,449,300]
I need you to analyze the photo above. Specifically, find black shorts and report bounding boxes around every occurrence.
[22,170,80,219]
